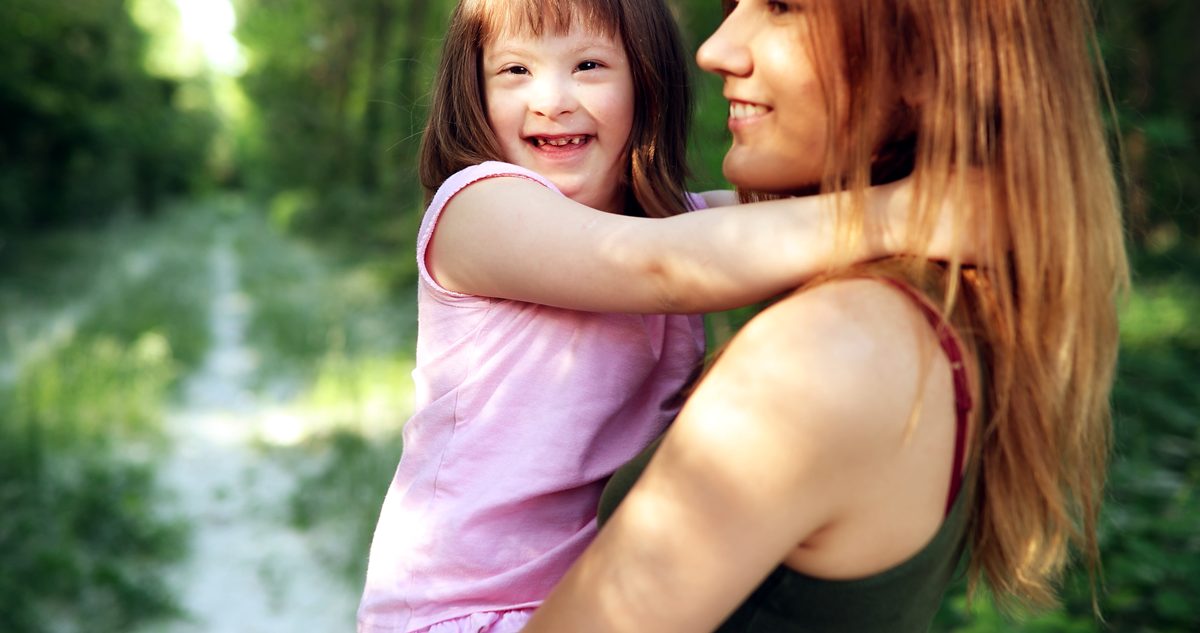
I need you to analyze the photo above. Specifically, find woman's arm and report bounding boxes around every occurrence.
[430,178,910,313]
[521,280,957,632]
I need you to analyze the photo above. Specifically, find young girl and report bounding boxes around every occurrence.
[358,1,954,631]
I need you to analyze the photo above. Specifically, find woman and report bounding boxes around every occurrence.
[523,0,1129,631]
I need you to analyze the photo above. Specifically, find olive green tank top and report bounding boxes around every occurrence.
[596,276,977,633]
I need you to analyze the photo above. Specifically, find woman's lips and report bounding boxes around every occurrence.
[727,100,771,131]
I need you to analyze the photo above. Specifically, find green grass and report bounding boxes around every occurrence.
[0,203,221,633]
[0,204,216,381]
[0,332,188,633]
[215,206,418,584]
[269,427,404,583]
[256,349,412,585]
[230,209,417,392]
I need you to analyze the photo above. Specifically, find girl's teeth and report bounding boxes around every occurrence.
[536,136,587,147]
[729,103,769,120]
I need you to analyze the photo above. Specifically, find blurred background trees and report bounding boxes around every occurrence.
[5,0,1194,273]
[0,1,1195,631]
[0,0,214,235]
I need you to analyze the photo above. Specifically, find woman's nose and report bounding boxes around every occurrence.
[696,9,752,77]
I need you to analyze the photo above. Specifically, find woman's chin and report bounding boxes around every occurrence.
[722,153,814,194]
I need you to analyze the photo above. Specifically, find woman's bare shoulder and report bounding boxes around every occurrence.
[718,278,937,440]
[654,277,950,545]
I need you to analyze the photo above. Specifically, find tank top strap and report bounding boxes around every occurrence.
[873,276,974,515]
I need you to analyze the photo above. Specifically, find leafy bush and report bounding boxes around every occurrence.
[232,212,416,389]
[281,428,405,583]
[0,207,225,633]
[0,334,187,633]
[0,0,214,234]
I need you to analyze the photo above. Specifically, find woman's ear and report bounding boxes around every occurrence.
[894,15,934,110]
[899,53,933,109]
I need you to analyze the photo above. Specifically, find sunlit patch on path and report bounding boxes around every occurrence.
[153,233,359,633]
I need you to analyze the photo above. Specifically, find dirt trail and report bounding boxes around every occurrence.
[153,234,359,633]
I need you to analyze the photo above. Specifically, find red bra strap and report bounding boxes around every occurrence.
[876,278,974,515]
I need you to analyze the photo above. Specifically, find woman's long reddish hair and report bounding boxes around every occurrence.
[788,0,1129,611]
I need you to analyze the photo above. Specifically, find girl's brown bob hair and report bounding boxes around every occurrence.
[419,0,694,218]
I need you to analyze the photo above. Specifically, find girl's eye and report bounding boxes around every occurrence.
[502,65,530,75]
[576,60,601,72]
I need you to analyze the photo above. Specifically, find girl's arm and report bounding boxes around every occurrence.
[521,280,960,632]
[430,177,914,313]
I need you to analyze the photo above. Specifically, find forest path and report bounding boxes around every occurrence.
[150,231,360,633]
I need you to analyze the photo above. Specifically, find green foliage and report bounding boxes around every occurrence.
[0,207,224,633]
[0,0,214,234]
[278,428,404,583]
[232,0,439,263]
[1099,260,1200,632]
[215,206,416,584]
[0,334,186,633]
[1097,0,1200,248]
[75,250,214,373]
[230,210,416,389]
[673,0,742,193]
[0,207,217,379]
[11,335,175,450]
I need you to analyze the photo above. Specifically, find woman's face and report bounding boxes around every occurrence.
[696,0,840,193]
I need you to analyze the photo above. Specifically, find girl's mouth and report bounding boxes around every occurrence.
[527,135,592,150]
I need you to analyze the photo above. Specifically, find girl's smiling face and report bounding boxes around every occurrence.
[697,0,842,193]
[483,25,634,215]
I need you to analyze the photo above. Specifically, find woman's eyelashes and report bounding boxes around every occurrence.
[725,0,804,17]
[767,1,802,16]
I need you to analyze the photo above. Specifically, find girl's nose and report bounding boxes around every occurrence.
[529,75,579,118]
[696,8,752,78]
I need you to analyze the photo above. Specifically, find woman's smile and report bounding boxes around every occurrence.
[727,100,773,128]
